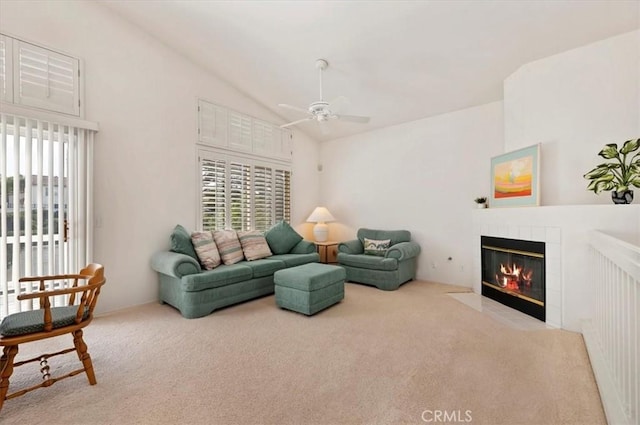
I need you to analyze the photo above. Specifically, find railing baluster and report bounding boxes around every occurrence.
[585,230,639,425]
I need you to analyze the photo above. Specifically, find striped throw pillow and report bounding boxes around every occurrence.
[213,230,245,265]
[238,230,272,261]
[363,238,391,256]
[190,231,221,270]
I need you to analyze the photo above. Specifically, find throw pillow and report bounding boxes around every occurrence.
[213,229,245,265]
[190,231,221,270]
[363,238,391,257]
[238,230,272,261]
[170,224,199,262]
[264,220,303,255]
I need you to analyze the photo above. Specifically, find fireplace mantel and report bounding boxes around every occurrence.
[472,205,640,331]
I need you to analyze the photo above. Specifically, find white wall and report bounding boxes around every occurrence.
[320,102,504,287]
[504,30,639,206]
[0,1,320,314]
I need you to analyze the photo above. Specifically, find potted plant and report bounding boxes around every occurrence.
[583,138,640,204]
[474,197,488,209]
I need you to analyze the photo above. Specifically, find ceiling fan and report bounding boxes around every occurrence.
[278,59,370,133]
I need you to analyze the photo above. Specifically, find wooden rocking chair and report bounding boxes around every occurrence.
[0,263,105,411]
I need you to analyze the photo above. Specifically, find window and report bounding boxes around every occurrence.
[0,112,97,317]
[197,98,293,232]
[0,33,81,117]
[199,149,291,232]
[197,98,292,160]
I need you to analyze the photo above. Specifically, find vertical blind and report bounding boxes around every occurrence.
[0,112,95,316]
[199,150,291,232]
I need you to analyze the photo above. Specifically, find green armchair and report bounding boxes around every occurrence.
[337,228,421,290]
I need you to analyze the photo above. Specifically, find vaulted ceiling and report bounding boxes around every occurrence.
[100,1,639,142]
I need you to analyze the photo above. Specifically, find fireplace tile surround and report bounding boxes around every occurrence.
[471,205,640,332]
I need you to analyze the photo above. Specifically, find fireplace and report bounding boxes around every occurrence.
[481,236,545,321]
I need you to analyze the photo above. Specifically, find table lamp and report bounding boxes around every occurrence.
[306,206,336,242]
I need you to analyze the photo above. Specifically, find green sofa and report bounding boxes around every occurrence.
[151,223,319,319]
[337,228,421,291]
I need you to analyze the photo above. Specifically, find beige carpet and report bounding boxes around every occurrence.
[1,281,605,425]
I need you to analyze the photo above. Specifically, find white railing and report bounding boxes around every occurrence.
[584,230,639,425]
[2,234,65,316]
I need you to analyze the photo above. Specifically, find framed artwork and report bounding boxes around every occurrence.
[490,144,540,207]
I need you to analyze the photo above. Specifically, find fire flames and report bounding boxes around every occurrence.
[495,263,533,291]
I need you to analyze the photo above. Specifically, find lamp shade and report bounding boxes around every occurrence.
[306,207,336,223]
[306,207,336,242]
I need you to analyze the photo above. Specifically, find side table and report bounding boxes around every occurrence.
[314,241,340,264]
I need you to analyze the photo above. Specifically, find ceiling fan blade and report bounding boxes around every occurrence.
[278,103,309,115]
[328,96,349,114]
[280,117,313,129]
[336,114,370,124]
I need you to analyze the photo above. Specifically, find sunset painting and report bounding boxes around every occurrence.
[493,156,533,198]
[490,144,540,207]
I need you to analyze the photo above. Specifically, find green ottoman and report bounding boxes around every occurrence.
[274,263,346,315]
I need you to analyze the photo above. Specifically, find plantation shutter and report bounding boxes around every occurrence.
[13,40,80,116]
[197,98,293,161]
[228,112,252,152]
[253,165,273,231]
[198,99,227,147]
[0,34,12,103]
[273,128,293,160]
[274,169,291,223]
[252,119,273,155]
[198,149,291,232]
[229,162,251,231]
[0,111,97,317]
[201,157,226,231]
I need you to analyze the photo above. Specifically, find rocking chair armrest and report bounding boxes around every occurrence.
[18,273,89,283]
[19,273,91,296]
[16,281,103,301]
